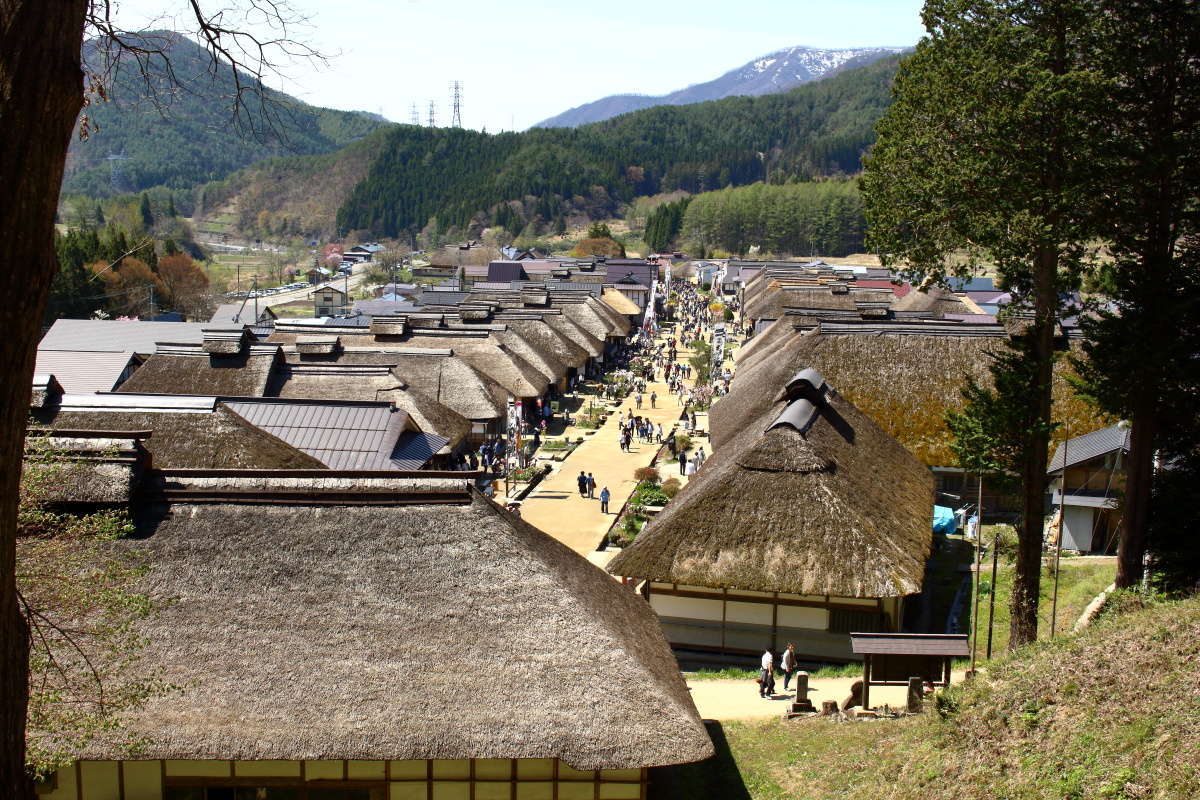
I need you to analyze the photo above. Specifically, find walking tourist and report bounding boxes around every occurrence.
[577,471,588,497]
[587,472,596,499]
[759,648,776,698]
[599,486,611,514]
[781,643,798,691]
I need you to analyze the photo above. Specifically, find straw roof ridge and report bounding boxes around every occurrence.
[80,490,713,768]
[601,288,641,316]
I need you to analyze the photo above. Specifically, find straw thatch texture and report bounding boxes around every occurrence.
[40,407,325,469]
[379,386,472,450]
[889,286,970,317]
[602,288,641,316]
[608,386,934,598]
[502,318,590,370]
[585,295,633,336]
[712,322,1111,467]
[118,350,278,398]
[492,327,569,385]
[24,435,145,503]
[542,312,604,358]
[266,360,404,402]
[80,486,713,769]
[402,333,550,399]
[391,353,508,421]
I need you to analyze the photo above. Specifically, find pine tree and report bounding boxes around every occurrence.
[862,0,1107,648]
[138,193,154,230]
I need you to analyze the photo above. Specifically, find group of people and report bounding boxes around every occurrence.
[619,412,663,453]
[758,643,801,698]
[576,470,612,513]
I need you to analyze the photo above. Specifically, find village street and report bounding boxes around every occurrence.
[518,324,706,562]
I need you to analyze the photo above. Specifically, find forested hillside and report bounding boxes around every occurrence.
[336,55,900,238]
[681,181,866,256]
[65,32,391,197]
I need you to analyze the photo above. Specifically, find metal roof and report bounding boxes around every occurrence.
[390,432,451,469]
[850,633,969,656]
[1047,423,1129,474]
[33,350,136,394]
[40,319,209,354]
[224,399,411,471]
[488,261,527,282]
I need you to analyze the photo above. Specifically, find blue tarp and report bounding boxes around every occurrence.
[933,505,958,535]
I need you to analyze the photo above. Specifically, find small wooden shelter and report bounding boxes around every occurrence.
[850,632,969,709]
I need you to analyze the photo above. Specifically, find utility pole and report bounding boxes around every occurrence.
[427,100,436,128]
[410,103,419,126]
[252,275,259,321]
[450,81,463,128]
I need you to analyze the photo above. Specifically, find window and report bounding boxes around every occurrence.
[828,608,885,635]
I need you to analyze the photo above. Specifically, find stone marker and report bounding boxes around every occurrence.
[790,671,816,713]
[907,676,923,713]
[821,700,839,716]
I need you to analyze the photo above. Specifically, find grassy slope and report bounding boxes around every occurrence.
[653,594,1200,800]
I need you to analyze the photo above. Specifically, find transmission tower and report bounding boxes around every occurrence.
[410,103,419,126]
[427,100,436,127]
[450,80,463,128]
[107,150,131,193]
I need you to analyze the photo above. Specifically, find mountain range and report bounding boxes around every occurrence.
[533,45,904,128]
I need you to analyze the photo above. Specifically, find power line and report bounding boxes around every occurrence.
[450,80,463,128]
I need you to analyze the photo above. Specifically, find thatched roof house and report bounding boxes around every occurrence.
[609,368,934,661]
[715,317,1109,468]
[890,285,971,317]
[45,475,712,798]
[117,340,280,397]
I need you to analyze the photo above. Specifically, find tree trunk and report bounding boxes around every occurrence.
[1009,244,1057,649]
[1116,407,1156,588]
[0,2,87,796]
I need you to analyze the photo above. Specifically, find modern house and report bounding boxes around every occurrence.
[35,473,713,800]
[312,285,350,316]
[1047,422,1129,553]
[608,368,934,662]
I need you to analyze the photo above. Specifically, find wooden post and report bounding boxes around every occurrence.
[861,655,871,710]
[907,677,923,713]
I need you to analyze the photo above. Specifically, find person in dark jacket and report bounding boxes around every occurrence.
[577,471,588,497]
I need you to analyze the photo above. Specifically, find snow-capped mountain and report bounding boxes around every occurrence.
[533,45,905,129]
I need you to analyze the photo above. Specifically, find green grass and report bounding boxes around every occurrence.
[968,555,1116,656]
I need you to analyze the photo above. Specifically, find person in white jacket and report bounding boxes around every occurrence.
[781,643,799,691]
[759,648,776,697]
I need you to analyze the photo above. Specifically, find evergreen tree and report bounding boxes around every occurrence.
[138,192,154,230]
[862,0,1107,648]
[1070,0,1200,589]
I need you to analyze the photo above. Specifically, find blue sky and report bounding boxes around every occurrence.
[113,0,925,130]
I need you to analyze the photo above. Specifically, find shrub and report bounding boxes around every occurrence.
[674,433,693,455]
[631,482,670,506]
[662,478,682,498]
[633,466,660,484]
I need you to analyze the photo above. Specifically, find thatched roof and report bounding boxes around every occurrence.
[713,319,1111,467]
[401,332,550,399]
[117,345,279,397]
[38,406,324,470]
[602,288,641,315]
[500,317,591,370]
[23,432,147,503]
[889,285,970,317]
[609,371,934,598]
[380,386,472,450]
[585,294,634,336]
[80,478,712,768]
[390,351,508,420]
[542,311,604,358]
